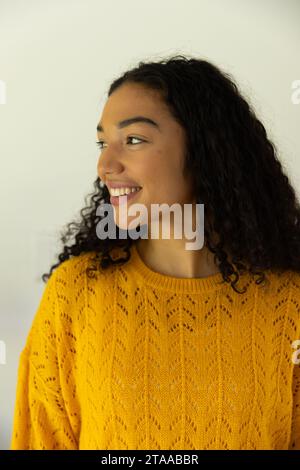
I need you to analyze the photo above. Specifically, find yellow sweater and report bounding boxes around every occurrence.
[10,243,300,450]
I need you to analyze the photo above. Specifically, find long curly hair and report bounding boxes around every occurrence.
[42,54,300,294]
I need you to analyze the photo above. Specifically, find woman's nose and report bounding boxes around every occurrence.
[97,149,124,180]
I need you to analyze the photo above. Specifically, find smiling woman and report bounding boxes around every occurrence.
[10,54,300,450]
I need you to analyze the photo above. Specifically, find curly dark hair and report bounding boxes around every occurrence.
[42,54,300,294]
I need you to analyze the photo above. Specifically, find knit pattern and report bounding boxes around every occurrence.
[10,244,300,450]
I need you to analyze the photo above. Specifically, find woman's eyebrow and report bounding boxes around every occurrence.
[96,116,161,133]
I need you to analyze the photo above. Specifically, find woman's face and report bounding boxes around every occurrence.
[97,82,195,233]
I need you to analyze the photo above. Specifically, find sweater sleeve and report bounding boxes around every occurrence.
[10,268,79,450]
[289,359,300,450]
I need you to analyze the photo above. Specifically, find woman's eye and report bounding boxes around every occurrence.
[96,136,145,150]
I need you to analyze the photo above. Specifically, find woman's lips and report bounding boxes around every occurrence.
[110,189,142,206]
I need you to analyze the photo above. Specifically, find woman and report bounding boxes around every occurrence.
[10,55,300,450]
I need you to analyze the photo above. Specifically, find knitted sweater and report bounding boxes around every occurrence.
[10,243,300,450]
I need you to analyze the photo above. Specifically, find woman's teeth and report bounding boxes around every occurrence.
[110,187,142,197]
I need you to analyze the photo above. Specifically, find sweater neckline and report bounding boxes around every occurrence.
[128,243,227,294]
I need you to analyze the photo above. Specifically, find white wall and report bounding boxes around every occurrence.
[0,0,299,450]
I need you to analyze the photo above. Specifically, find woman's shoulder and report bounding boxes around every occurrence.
[47,249,124,297]
[266,268,300,325]
[48,250,105,284]
[263,267,300,289]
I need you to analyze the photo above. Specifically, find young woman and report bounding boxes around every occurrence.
[10,55,300,450]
